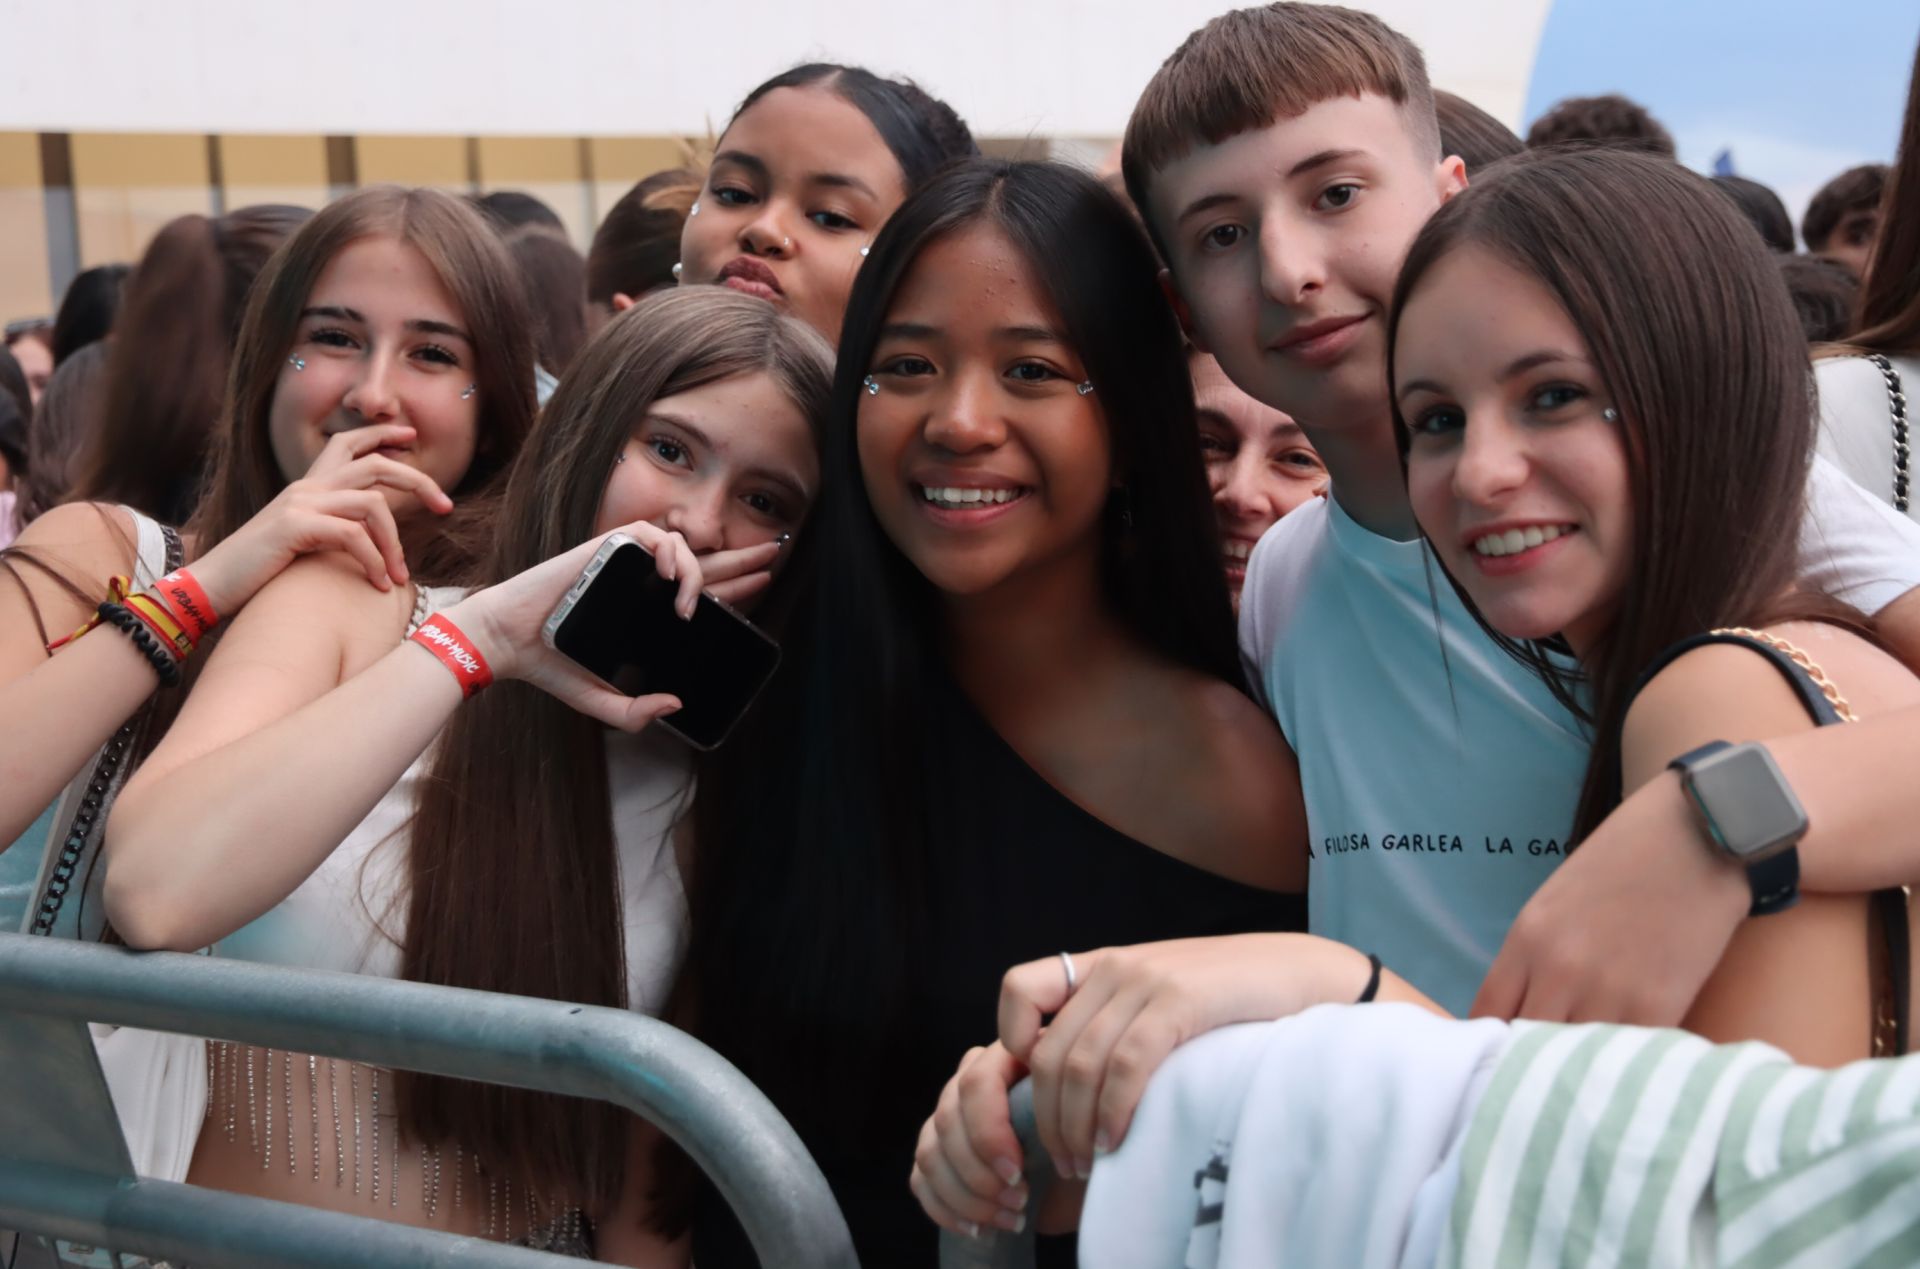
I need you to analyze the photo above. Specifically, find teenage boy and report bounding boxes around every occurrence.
[911,3,1920,1235]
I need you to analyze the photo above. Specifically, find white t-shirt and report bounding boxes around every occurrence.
[1240,455,1920,1015]
[1816,353,1919,525]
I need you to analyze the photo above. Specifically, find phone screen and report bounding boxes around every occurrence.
[548,540,781,750]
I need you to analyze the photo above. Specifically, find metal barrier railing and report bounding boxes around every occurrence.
[0,932,858,1268]
[936,1080,1049,1269]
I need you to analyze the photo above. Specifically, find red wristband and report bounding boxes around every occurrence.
[153,568,219,641]
[409,613,493,698]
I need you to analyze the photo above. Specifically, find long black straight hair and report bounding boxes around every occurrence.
[681,159,1241,1134]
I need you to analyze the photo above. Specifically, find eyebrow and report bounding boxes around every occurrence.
[1398,349,1589,401]
[1173,148,1371,227]
[877,321,1065,344]
[300,306,472,343]
[712,149,881,201]
[1196,407,1307,439]
[644,411,811,501]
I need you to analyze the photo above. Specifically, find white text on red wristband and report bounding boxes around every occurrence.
[409,614,493,697]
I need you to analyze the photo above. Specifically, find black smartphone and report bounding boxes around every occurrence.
[541,534,781,751]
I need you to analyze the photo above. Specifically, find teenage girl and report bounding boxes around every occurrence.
[0,187,534,935]
[103,286,831,1258]
[677,158,1306,1267]
[676,62,977,342]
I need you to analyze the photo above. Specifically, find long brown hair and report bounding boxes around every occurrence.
[191,186,537,585]
[1854,39,1920,355]
[397,286,833,1210]
[66,205,310,525]
[1388,149,1867,840]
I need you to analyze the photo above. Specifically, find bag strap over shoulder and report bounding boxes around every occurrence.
[1631,626,1907,1056]
[1864,354,1910,514]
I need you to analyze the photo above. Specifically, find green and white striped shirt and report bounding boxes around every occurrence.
[1443,1022,1920,1268]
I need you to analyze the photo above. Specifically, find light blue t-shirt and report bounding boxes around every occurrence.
[1240,495,1579,1015]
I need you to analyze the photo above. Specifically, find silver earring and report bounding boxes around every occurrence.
[671,261,683,280]
[859,245,870,258]
[862,375,880,396]
[288,356,305,371]
[460,383,477,401]
[1076,381,1095,396]
[689,201,700,217]
[776,531,792,548]
[1602,407,1618,422]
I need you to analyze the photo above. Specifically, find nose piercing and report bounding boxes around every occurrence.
[1602,407,1618,422]
[862,375,880,396]
[288,356,305,371]
[781,236,792,251]
[671,261,683,280]
[1076,381,1095,396]
[460,383,477,401]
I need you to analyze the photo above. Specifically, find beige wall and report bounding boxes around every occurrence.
[69,133,215,269]
[0,134,51,321]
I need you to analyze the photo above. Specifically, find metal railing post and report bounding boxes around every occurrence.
[937,1079,1049,1268]
[0,933,857,1268]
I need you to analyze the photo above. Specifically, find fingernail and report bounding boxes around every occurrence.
[1094,1130,1112,1154]
[1075,1155,1092,1180]
[993,1158,1022,1188]
[994,1210,1025,1234]
[998,1184,1027,1210]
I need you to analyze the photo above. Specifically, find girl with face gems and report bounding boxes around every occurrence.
[676,159,1306,1267]
[1392,149,1920,1064]
[101,288,829,1257]
[675,62,977,343]
[0,188,534,935]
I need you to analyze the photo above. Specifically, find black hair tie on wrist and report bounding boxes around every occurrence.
[99,601,183,688]
[1355,952,1383,1004]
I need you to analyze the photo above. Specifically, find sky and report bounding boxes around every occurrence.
[1524,0,1918,235]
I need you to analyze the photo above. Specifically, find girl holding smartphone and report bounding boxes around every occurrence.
[102,287,832,1258]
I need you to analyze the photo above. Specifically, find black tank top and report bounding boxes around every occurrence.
[692,672,1306,1267]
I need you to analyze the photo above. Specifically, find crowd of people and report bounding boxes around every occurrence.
[4,5,1920,1265]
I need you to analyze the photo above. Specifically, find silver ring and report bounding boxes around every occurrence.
[1059,950,1077,997]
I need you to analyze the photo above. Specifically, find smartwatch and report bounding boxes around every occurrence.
[1668,741,1804,916]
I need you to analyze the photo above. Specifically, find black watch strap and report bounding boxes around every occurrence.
[1669,741,1802,917]
[1744,848,1800,916]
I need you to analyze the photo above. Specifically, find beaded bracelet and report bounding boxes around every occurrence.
[98,601,184,687]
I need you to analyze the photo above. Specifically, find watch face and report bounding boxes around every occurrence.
[1689,745,1809,860]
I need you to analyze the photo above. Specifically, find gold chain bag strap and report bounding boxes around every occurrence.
[1716,627,1909,1055]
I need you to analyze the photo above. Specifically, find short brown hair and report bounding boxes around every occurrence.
[1802,163,1888,253]
[1524,93,1675,158]
[1122,3,1439,228]
[586,167,700,305]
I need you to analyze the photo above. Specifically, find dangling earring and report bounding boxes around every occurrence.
[460,383,477,401]
[288,356,306,371]
[1076,381,1095,396]
[861,375,880,396]
[671,262,683,280]
[1601,407,1619,422]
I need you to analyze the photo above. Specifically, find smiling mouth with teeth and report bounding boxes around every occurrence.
[918,485,1028,509]
[1471,524,1574,557]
